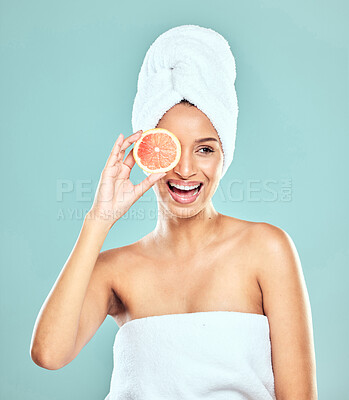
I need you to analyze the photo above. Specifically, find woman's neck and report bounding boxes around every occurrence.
[149,204,222,257]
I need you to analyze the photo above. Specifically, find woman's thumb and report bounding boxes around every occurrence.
[134,172,167,200]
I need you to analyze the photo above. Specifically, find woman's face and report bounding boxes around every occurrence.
[153,102,224,218]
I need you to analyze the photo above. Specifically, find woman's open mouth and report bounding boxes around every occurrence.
[166,182,204,204]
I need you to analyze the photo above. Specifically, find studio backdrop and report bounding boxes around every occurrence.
[0,1,348,399]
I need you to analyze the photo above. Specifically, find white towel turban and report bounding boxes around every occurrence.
[131,24,239,178]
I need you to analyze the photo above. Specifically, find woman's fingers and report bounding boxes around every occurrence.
[133,172,166,201]
[105,133,124,168]
[123,148,136,170]
[105,130,143,169]
[116,149,135,180]
[118,130,142,160]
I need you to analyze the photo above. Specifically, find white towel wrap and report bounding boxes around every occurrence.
[104,311,276,400]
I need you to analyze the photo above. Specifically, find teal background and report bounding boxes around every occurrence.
[1,1,348,399]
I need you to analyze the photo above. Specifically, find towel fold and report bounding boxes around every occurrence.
[131,24,239,178]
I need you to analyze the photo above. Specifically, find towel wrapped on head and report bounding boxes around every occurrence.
[131,24,239,178]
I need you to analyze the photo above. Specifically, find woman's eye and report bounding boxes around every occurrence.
[198,147,214,154]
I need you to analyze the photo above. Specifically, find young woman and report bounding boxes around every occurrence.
[31,25,318,400]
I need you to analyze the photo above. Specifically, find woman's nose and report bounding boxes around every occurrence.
[173,151,197,178]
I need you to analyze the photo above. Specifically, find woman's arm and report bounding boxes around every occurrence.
[256,223,318,400]
[30,217,112,370]
[30,131,165,370]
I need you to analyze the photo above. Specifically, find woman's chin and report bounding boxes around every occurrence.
[167,207,202,219]
[156,194,207,219]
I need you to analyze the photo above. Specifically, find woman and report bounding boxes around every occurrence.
[31,25,318,400]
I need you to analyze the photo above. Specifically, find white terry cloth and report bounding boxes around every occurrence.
[104,311,276,400]
[131,24,239,179]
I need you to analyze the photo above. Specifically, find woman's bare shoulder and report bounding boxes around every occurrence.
[219,214,270,238]
[247,221,293,251]
[98,242,137,262]
[243,221,299,283]
[220,215,292,261]
[97,236,149,272]
[221,214,286,238]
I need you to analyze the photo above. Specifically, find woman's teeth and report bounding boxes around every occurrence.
[168,182,202,197]
[169,183,200,191]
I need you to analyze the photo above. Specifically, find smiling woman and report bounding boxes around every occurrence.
[30,24,318,400]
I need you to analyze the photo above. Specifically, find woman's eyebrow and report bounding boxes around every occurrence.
[194,137,219,144]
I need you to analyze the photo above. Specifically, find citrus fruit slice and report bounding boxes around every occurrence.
[133,128,181,173]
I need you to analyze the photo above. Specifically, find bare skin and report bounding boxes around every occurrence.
[31,102,318,399]
[107,215,263,327]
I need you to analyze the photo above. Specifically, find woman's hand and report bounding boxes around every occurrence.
[87,130,166,228]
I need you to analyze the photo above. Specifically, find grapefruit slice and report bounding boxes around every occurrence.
[133,128,181,173]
